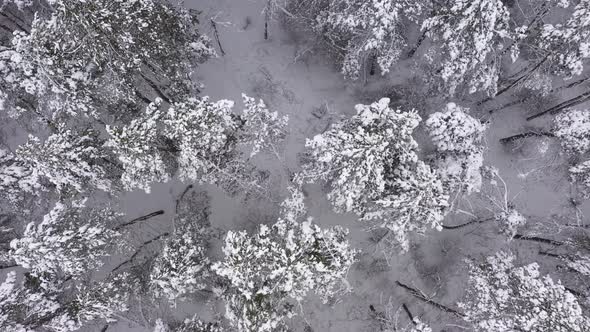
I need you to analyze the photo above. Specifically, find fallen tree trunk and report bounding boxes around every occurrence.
[513,234,563,246]
[527,90,590,121]
[489,75,590,114]
[396,281,464,317]
[211,19,226,56]
[442,217,494,230]
[114,210,165,231]
[499,131,554,144]
[110,232,170,273]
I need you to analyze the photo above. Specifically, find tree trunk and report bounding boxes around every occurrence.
[478,55,550,106]
[499,131,554,144]
[113,210,165,231]
[402,303,416,324]
[513,234,563,246]
[140,73,171,104]
[407,29,428,58]
[110,232,170,273]
[0,22,13,33]
[211,19,226,56]
[264,0,271,40]
[489,75,590,114]
[369,54,376,76]
[134,90,154,104]
[527,90,590,121]
[395,281,464,317]
[0,12,29,32]
[442,217,494,230]
[175,184,194,214]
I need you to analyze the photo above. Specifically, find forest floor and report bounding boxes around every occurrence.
[104,0,590,331]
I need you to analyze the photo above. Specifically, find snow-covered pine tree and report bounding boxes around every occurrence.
[312,0,426,79]
[535,0,590,81]
[15,128,111,195]
[239,94,289,158]
[300,97,421,214]
[459,251,590,332]
[45,273,131,332]
[163,96,240,184]
[0,270,60,332]
[422,0,511,96]
[9,200,121,289]
[0,270,132,332]
[0,0,215,124]
[425,103,487,199]
[300,98,448,251]
[554,109,590,155]
[163,94,288,193]
[150,191,213,303]
[362,160,448,252]
[106,99,169,193]
[212,189,357,332]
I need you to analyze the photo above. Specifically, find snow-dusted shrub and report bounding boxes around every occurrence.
[9,200,121,289]
[554,109,590,155]
[426,103,487,154]
[154,316,223,332]
[16,129,110,194]
[212,192,357,332]
[380,298,432,332]
[423,0,511,95]
[434,152,484,197]
[301,98,448,251]
[570,160,590,198]
[313,0,425,79]
[407,320,432,332]
[239,94,289,158]
[426,103,487,196]
[459,251,590,332]
[480,167,529,238]
[0,149,42,204]
[495,207,527,239]
[106,99,169,193]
